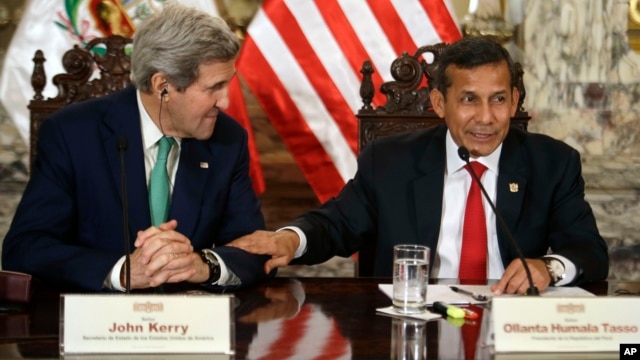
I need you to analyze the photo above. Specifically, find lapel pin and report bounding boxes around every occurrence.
[200,162,209,169]
[509,183,519,193]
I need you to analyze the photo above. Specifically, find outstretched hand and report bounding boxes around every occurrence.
[228,230,300,273]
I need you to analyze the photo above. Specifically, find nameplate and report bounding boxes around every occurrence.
[492,297,640,353]
[60,294,233,356]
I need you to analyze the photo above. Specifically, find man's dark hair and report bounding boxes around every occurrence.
[431,36,517,97]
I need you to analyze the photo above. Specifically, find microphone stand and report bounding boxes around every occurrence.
[458,147,539,296]
[117,136,131,293]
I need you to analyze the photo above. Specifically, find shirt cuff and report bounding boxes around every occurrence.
[106,256,127,292]
[207,249,240,286]
[287,279,306,318]
[545,254,578,286]
[278,226,307,259]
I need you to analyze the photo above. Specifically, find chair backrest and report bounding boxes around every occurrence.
[354,42,531,277]
[28,35,133,167]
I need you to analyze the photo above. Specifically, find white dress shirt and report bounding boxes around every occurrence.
[431,131,504,279]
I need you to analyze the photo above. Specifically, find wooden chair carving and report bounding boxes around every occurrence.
[28,35,133,166]
[355,42,531,277]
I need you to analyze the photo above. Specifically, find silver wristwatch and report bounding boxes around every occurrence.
[543,257,565,286]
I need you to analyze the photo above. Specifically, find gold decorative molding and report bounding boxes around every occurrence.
[0,4,11,30]
[629,0,640,53]
[214,0,262,40]
[461,0,513,43]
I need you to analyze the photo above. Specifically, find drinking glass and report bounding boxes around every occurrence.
[392,244,430,314]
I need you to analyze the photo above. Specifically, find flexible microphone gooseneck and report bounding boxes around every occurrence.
[457,146,539,296]
[117,136,131,293]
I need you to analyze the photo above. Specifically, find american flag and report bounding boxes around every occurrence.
[235,0,462,202]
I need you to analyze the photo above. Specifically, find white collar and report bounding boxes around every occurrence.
[445,130,502,176]
[137,90,180,149]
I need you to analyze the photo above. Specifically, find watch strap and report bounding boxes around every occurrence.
[199,249,221,285]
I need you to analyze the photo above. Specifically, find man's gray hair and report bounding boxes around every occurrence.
[130,3,240,92]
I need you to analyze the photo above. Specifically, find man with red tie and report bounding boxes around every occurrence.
[230,36,608,294]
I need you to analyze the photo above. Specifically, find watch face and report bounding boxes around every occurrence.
[204,252,215,263]
[546,258,565,283]
[551,260,564,274]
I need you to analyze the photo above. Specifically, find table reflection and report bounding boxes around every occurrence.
[390,317,427,359]
[0,278,631,359]
[435,304,494,360]
[235,278,352,359]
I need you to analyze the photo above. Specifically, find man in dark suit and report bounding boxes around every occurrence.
[230,36,608,294]
[2,4,271,292]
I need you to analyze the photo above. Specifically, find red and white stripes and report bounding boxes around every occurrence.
[247,304,351,359]
[237,0,461,202]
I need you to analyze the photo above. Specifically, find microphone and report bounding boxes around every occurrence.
[457,146,539,296]
[117,136,131,293]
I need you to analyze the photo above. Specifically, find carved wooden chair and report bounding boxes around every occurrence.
[354,42,531,277]
[28,35,133,167]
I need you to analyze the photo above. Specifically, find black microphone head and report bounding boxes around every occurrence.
[457,146,470,163]
[117,136,128,151]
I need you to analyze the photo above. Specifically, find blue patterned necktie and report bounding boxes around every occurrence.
[149,136,174,226]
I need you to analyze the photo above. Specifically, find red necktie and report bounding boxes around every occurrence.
[459,162,488,281]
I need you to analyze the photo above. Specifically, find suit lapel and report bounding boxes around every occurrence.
[496,130,528,264]
[102,87,150,238]
[413,127,447,253]
[170,139,211,239]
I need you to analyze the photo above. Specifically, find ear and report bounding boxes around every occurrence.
[150,73,169,99]
[510,87,520,116]
[430,89,446,119]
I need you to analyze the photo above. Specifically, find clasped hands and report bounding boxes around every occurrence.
[121,219,209,289]
[228,230,555,295]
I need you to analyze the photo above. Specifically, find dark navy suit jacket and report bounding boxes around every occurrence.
[291,124,608,284]
[3,86,270,291]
